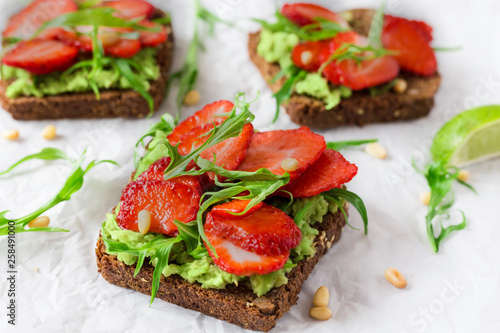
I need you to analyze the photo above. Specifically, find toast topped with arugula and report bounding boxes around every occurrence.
[249,3,441,128]
[95,95,368,331]
[0,0,173,120]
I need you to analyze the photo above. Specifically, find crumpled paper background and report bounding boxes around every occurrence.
[1,0,499,332]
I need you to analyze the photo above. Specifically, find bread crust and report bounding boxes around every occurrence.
[0,10,174,120]
[248,9,441,129]
[96,205,347,332]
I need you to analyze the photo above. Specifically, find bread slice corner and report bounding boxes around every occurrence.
[248,8,441,129]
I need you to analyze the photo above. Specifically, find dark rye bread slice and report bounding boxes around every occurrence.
[248,8,441,129]
[0,9,173,120]
[96,205,347,332]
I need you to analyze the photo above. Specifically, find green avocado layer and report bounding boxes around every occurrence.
[1,48,159,99]
[101,195,342,296]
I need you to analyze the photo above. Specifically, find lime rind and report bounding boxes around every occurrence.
[431,105,500,165]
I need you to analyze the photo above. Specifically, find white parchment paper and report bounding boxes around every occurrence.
[1,0,500,332]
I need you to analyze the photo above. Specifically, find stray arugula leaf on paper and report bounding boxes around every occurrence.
[0,148,117,236]
[327,139,378,151]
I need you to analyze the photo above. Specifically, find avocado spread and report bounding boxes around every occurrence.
[1,47,159,99]
[101,195,342,296]
[256,29,352,109]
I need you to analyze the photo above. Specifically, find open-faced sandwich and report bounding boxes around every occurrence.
[0,0,173,120]
[250,3,441,128]
[95,95,367,331]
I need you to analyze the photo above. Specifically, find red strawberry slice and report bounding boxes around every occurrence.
[177,123,254,182]
[281,3,348,28]
[103,0,155,20]
[2,39,78,75]
[237,127,326,183]
[204,229,289,276]
[211,200,263,219]
[382,16,437,76]
[320,31,360,84]
[291,39,332,72]
[281,149,358,198]
[206,203,301,257]
[3,0,78,39]
[117,180,201,236]
[137,156,202,190]
[335,55,400,90]
[384,15,433,43]
[138,20,168,47]
[104,38,141,58]
[167,100,234,146]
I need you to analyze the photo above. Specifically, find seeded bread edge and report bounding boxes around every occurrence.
[0,10,173,120]
[96,204,347,332]
[248,8,441,129]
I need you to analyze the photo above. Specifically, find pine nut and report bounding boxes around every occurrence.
[309,306,332,321]
[99,31,120,47]
[281,158,299,172]
[28,216,50,228]
[365,142,387,159]
[393,78,408,94]
[420,192,431,206]
[42,125,57,140]
[301,50,313,66]
[33,267,39,272]
[385,267,407,289]
[458,169,470,182]
[2,129,19,141]
[138,209,151,235]
[313,286,329,307]
[183,90,200,106]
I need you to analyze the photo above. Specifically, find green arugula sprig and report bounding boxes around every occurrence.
[323,188,369,234]
[415,161,475,252]
[327,139,378,150]
[271,65,307,122]
[0,148,117,235]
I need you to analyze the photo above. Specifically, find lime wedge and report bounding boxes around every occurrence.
[431,105,500,166]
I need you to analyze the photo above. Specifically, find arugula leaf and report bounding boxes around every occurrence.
[77,0,101,9]
[103,235,182,305]
[416,161,475,252]
[369,78,398,96]
[0,149,117,236]
[0,148,71,176]
[198,6,237,36]
[326,139,378,151]
[272,66,307,122]
[367,3,385,49]
[322,187,368,234]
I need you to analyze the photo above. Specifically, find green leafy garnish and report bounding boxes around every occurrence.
[271,65,307,122]
[415,161,474,252]
[369,78,398,96]
[198,6,237,36]
[323,187,368,234]
[367,3,385,49]
[0,148,117,236]
[327,139,378,150]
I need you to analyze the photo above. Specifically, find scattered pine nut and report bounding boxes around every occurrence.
[313,286,329,308]
[385,267,407,289]
[183,90,200,106]
[420,192,431,206]
[33,267,39,272]
[281,158,299,172]
[309,307,332,321]
[365,142,387,159]
[99,31,120,47]
[28,216,50,228]
[393,78,408,94]
[2,129,19,141]
[138,209,151,235]
[458,169,470,182]
[42,125,57,140]
[301,50,313,66]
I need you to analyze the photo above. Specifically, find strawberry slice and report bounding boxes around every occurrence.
[281,149,358,198]
[281,3,348,27]
[335,55,400,90]
[385,15,433,43]
[206,203,301,256]
[103,0,155,20]
[320,31,359,84]
[204,229,290,276]
[210,200,263,219]
[104,38,141,58]
[382,16,437,76]
[291,39,332,72]
[138,20,168,47]
[137,156,202,190]
[2,39,78,75]
[3,0,78,39]
[117,180,201,236]
[167,100,234,146]
[237,127,325,183]
[177,123,254,182]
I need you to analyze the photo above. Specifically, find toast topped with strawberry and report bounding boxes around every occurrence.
[0,0,173,120]
[95,95,368,331]
[250,3,441,128]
